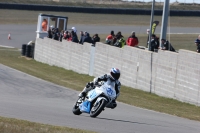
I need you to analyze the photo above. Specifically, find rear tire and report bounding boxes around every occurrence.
[72,98,82,115]
[90,99,107,118]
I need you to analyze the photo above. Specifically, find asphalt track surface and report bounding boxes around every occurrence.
[0,64,200,133]
[0,24,199,48]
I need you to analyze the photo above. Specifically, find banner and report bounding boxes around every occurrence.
[146,21,159,47]
[151,21,159,34]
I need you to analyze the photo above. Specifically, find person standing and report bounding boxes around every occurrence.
[71,30,79,43]
[126,31,139,47]
[82,32,92,44]
[160,39,176,52]
[147,34,160,52]
[59,30,64,42]
[42,19,48,31]
[92,34,100,46]
[105,30,115,45]
[47,27,52,39]
[195,35,200,53]
[79,31,84,44]
[113,31,125,48]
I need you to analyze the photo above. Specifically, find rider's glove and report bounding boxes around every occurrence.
[78,92,86,98]
[94,81,99,86]
[86,82,94,88]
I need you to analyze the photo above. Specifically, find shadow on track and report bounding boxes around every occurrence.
[83,116,168,127]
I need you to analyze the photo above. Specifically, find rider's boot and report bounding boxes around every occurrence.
[111,100,117,109]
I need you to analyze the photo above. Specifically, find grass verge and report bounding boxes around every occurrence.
[0,116,95,133]
[0,47,200,122]
[1,9,200,28]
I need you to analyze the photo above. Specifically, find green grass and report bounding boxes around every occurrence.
[0,47,200,122]
[0,116,95,133]
[1,9,200,28]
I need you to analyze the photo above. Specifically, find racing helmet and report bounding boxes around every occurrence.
[110,68,120,80]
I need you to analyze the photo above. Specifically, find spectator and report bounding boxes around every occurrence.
[105,30,115,45]
[71,26,79,40]
[71,30,79,43]
[160,39,176,52]
[47,27,52,39]
[195,35,200,53]
[113,31,126,48]
[147,34,159,49]
[52,28,59,41]
[67,32,72,41]
[42,19,48,31]
[148,34,159,52]
[71,27,77,33]
[59,30,64,42]
[81,32,92,44]
[92,34,100,46]
[126,31,139,47]
[79,31,84,44]
[155,35,160,49]
[63,31,69,40]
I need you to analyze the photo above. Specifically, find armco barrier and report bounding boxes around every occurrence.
[34,38,200,106]
[0,3,200,16]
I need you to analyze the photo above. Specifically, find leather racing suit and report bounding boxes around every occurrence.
[79,74,121,109]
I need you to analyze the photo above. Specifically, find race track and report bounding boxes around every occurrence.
[0,23,200,132]
[0,64,200,133]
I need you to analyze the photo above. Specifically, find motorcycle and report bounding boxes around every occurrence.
[72,80,116,118]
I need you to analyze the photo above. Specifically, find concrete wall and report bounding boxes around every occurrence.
[175,50,200,105]
[34,38,200,106]
[35,37,92,75]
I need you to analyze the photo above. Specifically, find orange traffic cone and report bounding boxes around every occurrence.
[8,33,11,40]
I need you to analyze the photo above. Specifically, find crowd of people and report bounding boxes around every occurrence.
[105,30,138,48]
[46,26,199,53]
[47,26,100,46]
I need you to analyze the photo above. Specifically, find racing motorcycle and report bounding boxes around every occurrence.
[72,80,116,118]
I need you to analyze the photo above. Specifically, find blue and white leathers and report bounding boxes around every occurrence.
[79,80,116,113]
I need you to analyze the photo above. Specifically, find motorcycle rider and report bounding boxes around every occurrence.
[79,68,121,109]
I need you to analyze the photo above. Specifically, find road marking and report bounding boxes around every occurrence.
[0,45,15,48]
[153,32,199,34]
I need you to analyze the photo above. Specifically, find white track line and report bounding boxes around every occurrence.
[0,45,15,48]
[169,33,200,34]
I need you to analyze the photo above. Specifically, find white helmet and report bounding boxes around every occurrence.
[72,27,77,33]
[110,68,120,80]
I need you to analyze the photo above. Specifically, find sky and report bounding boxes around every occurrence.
[122,0,200,4]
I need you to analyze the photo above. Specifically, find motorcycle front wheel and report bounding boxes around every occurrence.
[72,97,82,115]
[90,99,107,118]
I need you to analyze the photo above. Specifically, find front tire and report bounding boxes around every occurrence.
[90,99,107,118]
[72,97,82,115]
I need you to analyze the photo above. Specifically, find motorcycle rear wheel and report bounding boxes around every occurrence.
[72,97,82,115]
[90,99,107,118]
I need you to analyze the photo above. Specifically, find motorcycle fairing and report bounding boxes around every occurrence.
[79,100,91,113]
